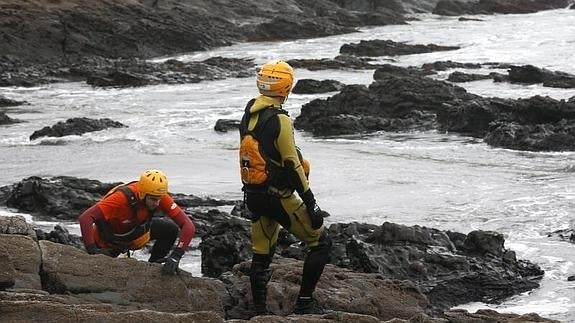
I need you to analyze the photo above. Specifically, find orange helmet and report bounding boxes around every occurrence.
[256,60,294,98]
[138,169,168,199]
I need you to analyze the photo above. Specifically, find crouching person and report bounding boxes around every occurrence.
[78,169,196,275]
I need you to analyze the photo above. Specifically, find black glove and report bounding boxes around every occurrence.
[162,247,184,275]
[301,190,330,230]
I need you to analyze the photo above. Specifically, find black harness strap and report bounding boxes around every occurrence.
[96,185,152,244]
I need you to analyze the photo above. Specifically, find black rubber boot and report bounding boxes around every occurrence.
[250,253,272,315]
[299,232,331,296]
[294,232,332,314]
[294,296,315,314]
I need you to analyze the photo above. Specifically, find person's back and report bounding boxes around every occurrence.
[239,60,332,315]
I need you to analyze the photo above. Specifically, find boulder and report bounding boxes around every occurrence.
[29,117,127,140]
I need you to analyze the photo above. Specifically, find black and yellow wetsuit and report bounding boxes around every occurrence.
[239,95,332,313]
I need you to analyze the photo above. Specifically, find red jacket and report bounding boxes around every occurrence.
[79,182,195,250]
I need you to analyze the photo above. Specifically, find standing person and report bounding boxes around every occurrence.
[78,169,196,275]
[239,59,332,315]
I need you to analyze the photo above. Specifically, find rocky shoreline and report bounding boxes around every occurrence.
[1,0,575,321]
[0,176,560,322]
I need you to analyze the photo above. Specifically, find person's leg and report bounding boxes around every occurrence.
[279,195,332,314]
[246,193,281,315]
[147,217,179,262]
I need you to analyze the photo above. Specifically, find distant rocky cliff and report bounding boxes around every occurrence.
[0,0,570,64]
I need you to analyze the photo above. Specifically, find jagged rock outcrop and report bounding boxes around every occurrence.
[0,111,18,125]
[293,64,575,151]
[0,217,558,322]
[292,79,345,94]
[0,95,27,107]
[29,117,127,140]
[201,217,544,313]
[0,0,407,65]
[340,39,459,57]
[1,56,256,88]
[214,119,241,133]
[434,0,571,15]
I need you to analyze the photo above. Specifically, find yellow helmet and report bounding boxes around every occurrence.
[256,60,294,98]
[138,169,168,198]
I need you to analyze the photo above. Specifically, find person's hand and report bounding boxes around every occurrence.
[301,189,329,230]
[162,248,184,275]
[309,204,330,230]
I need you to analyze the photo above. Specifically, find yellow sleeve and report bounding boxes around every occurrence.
[275,114,310,193]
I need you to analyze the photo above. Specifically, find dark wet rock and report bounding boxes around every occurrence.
[434,0,571,15]
[0,176,120,221]
[547,228,575,243]
[287,55,386,71]
[87,71,152,87]
[485,119,575,152]
[447,71,494,82]
[508,65,575,89]
[0,209,557,321]
[35,225,84,251]
[444,309,560,322]
[188,209,238,238]
[200,217,252,278]
[201,216,544,314]
[0,95,27,107]
[0,56,256,88]
[295,64,575,151]
[292,79,345,94]
[85,57,255,88]
[214,119,240,133]
[0,112,19,125]
[422,60,482,71]
[340,39,459,57]
[0,0,410,66]
[243,17,356,42]
[294,66,474,136]
[458,17,484,21]
[29,117,126,140]
[376,63,436,77]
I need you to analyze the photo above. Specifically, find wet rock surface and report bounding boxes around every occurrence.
[294,64,575,151]
[0,210,555,322]
[433,0,570,15]
[0,177,547,313]
[0,56,256,88]
[29,117,127,140]
[292,79,345,94]
[340,39,460,57]
[0,174,560,321]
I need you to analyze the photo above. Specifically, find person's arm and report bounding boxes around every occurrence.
[160,198,196,275]
[276,114,309,194]
[78,204,105,251]
[276,114,328,229]
[170,209,196,250]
